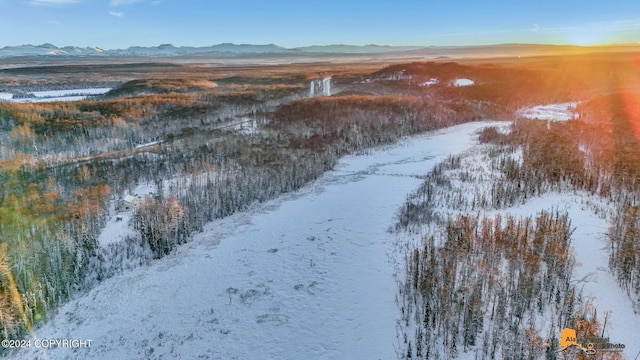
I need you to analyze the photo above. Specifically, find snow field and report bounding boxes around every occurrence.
[30,88,112,98]
[0,88,111,103]
[452,78,474,87]
[518,102,579,122]
[13,121,504,359]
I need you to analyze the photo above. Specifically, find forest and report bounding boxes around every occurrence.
[1,51,640,359]
[394,87,640,357]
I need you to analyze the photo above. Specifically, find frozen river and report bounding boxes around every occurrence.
[0,88,111,103]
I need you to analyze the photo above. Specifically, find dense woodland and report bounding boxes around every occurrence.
[395,84,640,357]
[1,53,640,358]
[394,146,622,359]
[399,211,577,359]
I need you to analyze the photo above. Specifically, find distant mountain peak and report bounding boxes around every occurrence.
[0,42,637,59]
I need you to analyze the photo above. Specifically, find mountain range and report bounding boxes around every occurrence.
[0,43,424,58]
[0,42,637,59]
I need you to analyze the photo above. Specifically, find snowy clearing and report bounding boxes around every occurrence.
[517,102,578,122]
[13,121,503,360]
[452,78,474,87]
[420,78,439,86]
[98,182,157,247]
[97,211,137,247]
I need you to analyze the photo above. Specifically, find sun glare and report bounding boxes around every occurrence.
[564,27,611,46]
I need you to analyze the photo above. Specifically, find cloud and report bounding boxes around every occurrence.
[532,24,540,32]
[109,11,124,17]
[30,0,79,5]
[110,0,143,6]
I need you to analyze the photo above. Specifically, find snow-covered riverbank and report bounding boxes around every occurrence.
[495,193,639,359]
[12,121,503,360]
[394,139,639,359]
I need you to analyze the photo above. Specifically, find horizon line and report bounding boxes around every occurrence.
[2,41,640,51]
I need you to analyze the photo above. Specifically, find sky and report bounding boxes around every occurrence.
[1,0,640,49]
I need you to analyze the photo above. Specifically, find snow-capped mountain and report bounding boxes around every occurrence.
[1,42,638,59]
[0,42,424,58]
[0,43,106,57]
[0,43,291,58]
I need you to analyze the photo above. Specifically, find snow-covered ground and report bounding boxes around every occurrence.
[402,142,639,359]
[12,96,90,103]
[14,119,637,359]
[13,121,503,360]
[97,211,137,247]
[98,182,157,247]
[518,102,578,121]
[493,193,639,358]
[228,117,261,135]
[0,88,111,103]
[452,78,474,87]
[420,78,438,86]
[30,88,112,98]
